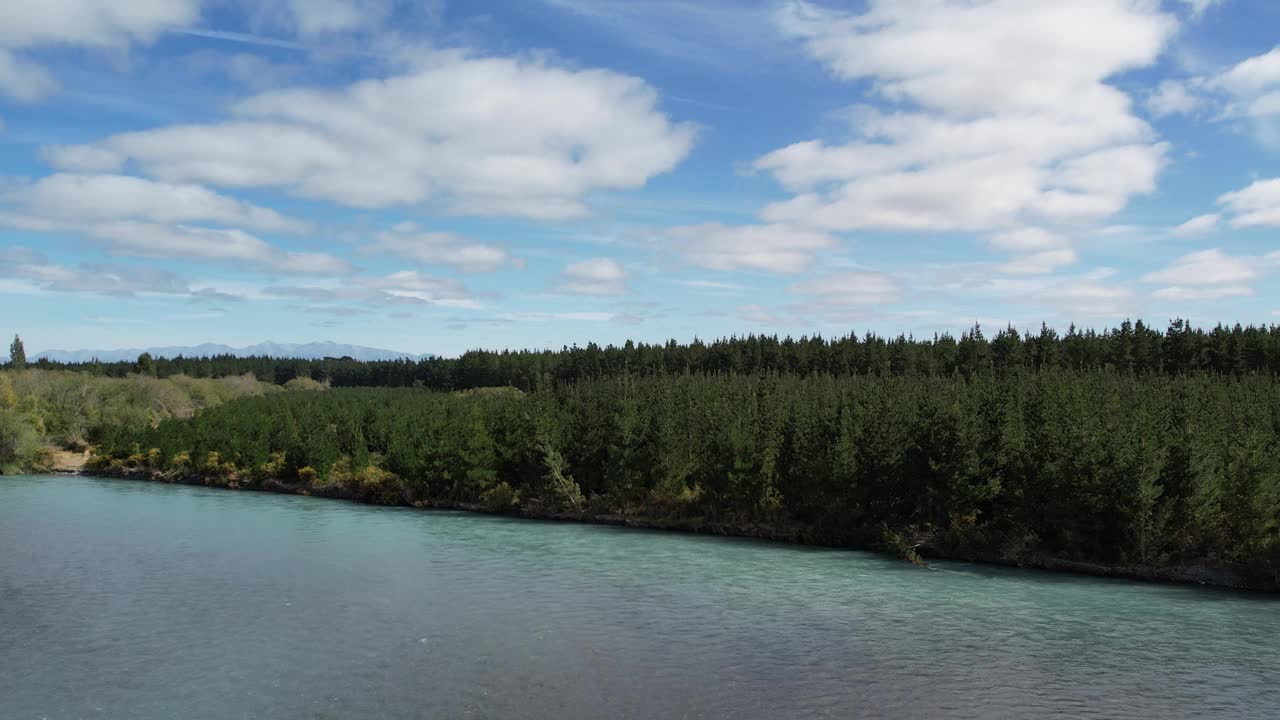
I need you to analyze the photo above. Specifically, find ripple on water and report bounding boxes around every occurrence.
[1,475,1278,720]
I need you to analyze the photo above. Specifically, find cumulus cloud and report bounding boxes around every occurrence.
[1140,247,1280,306]
[1208,47,1280,147]
[0,173,346,275]
[669,223,837,274]
[1038,277,1136,317]
[266,269,480,310]
[1170,212,1220,237]
[932,266,1136,318]
[737,304,789,325]
[357,270,479,308]
[987,228,1070,253]
[1218,178,1280,228]
[1152,285,1253,301]
[77,222,351,275]
[555,258,629,296]
[0,246,191,297]
[789,271,903,307]
[1141,248,1262,286]
[1147,79,1204,117]
[0,50,58,102]
[4,173,307,233]
[998,249,1080,275]
[760,0,1175,232]
[361,224,510,273]
[0,0,200,101]
[986,227,1077,275]
[45,50,697,219]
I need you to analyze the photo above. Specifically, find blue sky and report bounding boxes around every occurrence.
[1,0,1278,357]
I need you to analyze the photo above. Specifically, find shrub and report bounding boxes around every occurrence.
[169,451,192,473]
[882,528,927,567]
[481,482,520,512]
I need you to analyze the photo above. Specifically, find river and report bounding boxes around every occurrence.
[2,475,1277,719]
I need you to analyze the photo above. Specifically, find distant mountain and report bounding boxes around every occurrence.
[33,342,433,364]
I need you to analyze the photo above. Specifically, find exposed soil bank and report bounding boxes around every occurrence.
[78,468,1277,593]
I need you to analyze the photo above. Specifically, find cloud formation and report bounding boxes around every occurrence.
[0,0,200,101]
[362,224,511,273]
[46,50,697,219]
[555,258,629,296]
[670,223,836,274]
[760,0,1175,232]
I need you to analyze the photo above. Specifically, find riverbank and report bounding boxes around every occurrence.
[76,467,1277,593]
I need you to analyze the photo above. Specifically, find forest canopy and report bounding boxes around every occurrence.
[23,320,1280,390]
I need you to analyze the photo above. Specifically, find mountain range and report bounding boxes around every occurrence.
[31,342,433,364]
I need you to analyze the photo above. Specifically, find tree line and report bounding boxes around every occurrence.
[23,320,1280,389]
[95,371,1280,587]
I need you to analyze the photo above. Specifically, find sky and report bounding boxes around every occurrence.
[0,0,1278,358]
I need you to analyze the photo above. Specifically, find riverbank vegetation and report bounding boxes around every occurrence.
[0,369,279,473]
[91,370,1280,589]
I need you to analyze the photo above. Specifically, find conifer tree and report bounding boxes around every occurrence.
[8,335,25,370]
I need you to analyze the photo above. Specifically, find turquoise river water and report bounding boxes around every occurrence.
[1,475,1277,719]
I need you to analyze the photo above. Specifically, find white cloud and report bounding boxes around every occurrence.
[0,246,191,297]
[283,0,392,35]
[4,173,306,234]
[1218,178,1280,227]
[1147,79,1204,117]
[1208,47,1280,146]
[0,0,199,49]
[1171,212,1220,236]
[84,222,353,275]
[670,223,836,273]
[357,270,478,308]
[1214,47,1280,97]
[0,172,344,275]
[988,228,1069,252]
[265,270,480,310]
[987,227,1075,275]
[362,226,510,273]
[42,145,126,172]
[676,279,744,291]
[737,304,787,325]
[761,1,1175,232]
[789,271,903,306]
[1141,248,1260,286]
[46,50,697,219]
[0,0,200,100]
[1152,285,1253,301]
[999,249,1079,275]
[932,265,1136,318]
[1039,277,1135,316]
[0,50,58,102]
[555,258,629,296]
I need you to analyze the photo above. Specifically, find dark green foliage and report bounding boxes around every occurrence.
[9,335,25,370]
[28,320,1280,389]
[134,353,155,377]
[100,372,1280,581]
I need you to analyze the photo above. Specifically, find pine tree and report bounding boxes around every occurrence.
[8,335,25,370]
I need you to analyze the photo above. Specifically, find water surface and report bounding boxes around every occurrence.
[2,475,1277,719]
